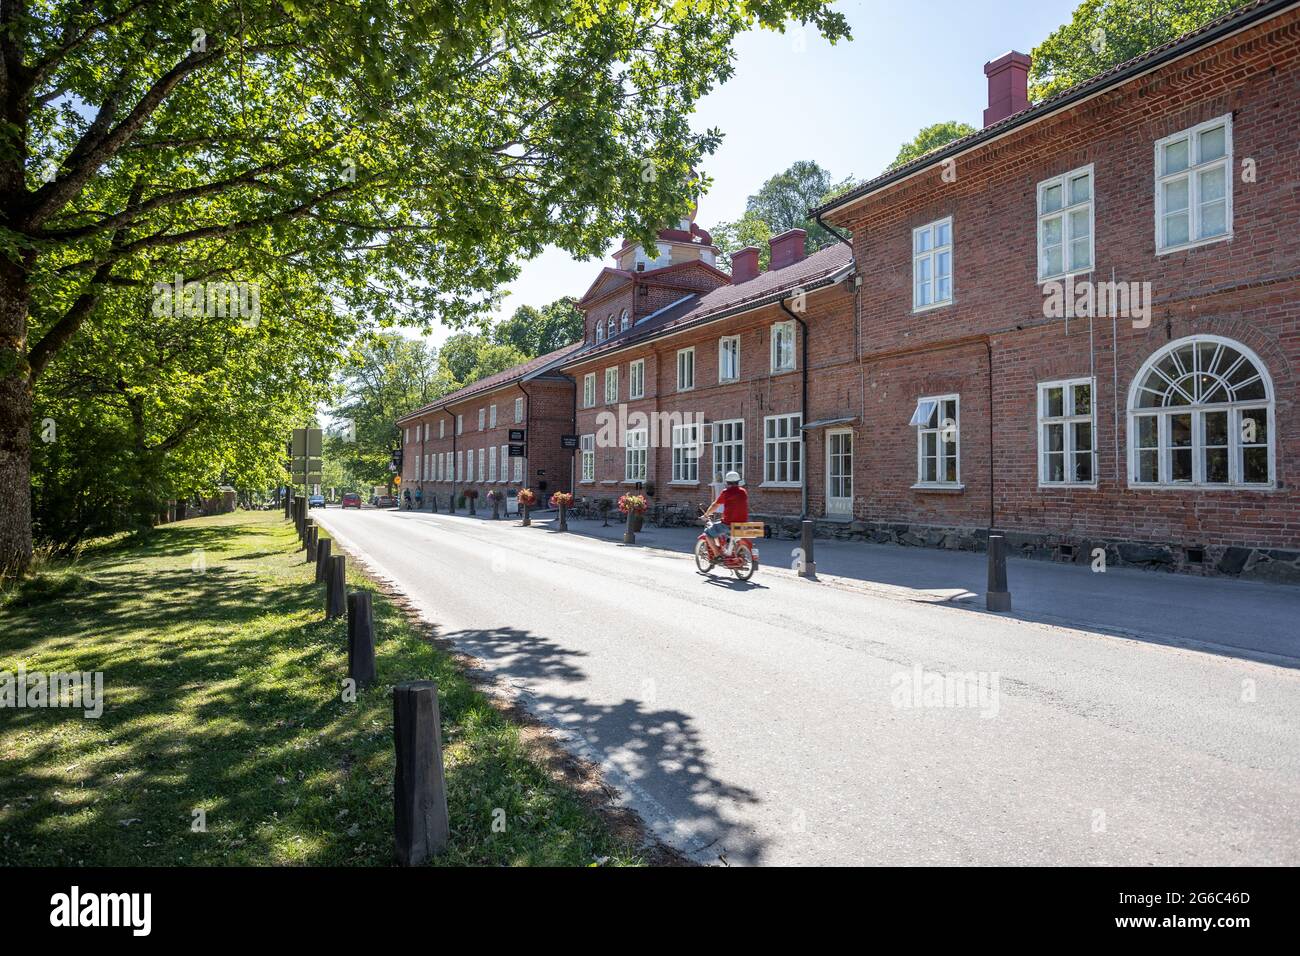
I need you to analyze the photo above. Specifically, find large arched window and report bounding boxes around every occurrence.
[1128,335,1273,488]
[620,308,631,331]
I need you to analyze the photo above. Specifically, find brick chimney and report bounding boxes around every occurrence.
[731,246,761,283]
[768,228,807,271]
[983,51,1031,127]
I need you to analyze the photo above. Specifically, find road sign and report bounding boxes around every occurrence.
[509,428,526,442]
[288,427,323,484]
[508,444,525,457]
[560,434,579,449]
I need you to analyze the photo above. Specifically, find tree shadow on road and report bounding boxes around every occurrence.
[438,624,769,866]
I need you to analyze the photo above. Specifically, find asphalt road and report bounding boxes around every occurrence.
[315,507,1300,866]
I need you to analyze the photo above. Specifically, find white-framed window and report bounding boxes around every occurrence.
[1038,165,1093,281]
[477,448,485,481]
[488,445,497,482]
[770,321,795,373]
[583,373,596,408]
[466,448,474,482]
[512,456,523,482]
[1155,114,1232,253]
[439,419,445,439]
[625,428,648,481]
[763,413,802,485]
[456,450,463,481]
[604,367,619,405]
[1128,335,1273,488]
[404,427,410,444]
[456,414,463,435]
[607,316,616,339]
[912,217,953,311]
[712,419,744,482]
[630,358,645,400]
[514,397,523,423]
[580,434,595,482]
[672,423,701,483]
[438,453,445,481]
[478,408,485,430]
[719,335,740,382]
[620,308,631,331]
[677,347,695,391]
[911,394,960,487]
[489,404,497,428]
[499,444,508,481]
[596,322,605,343]
[1038,378,1096,485]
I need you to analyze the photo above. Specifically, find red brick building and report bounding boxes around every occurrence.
[397,0,1300,580]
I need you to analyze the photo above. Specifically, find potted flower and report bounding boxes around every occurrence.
[618,493,647,533]
[486,489,501,520]
[549,491,574,531]
[517,487,537,526]
[464,487,479,515]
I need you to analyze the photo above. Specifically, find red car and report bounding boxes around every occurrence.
[341,492,362,509]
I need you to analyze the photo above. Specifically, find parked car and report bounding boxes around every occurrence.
[341,492,362,510]
[308,494,325,509]
[376,494,398,508]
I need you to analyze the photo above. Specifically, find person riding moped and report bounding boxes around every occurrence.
[702,471,747,559]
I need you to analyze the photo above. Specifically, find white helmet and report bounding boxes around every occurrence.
[724,471,741,483]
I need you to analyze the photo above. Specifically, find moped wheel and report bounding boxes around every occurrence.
[694,539,715,574]
[731,543,756,581]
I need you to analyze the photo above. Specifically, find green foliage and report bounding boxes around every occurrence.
[1028,0,1250,101]
[709,160,853,271]
[493,296,585,356]
[888,121,978,171]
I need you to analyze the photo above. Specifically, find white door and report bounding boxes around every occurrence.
[826,429,853,515]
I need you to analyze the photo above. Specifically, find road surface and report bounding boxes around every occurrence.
[315,507,1300,866]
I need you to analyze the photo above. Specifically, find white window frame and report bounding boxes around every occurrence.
[629,358,645,400]
[596,322,605,343]
[912,394,961,488]
[625,428,648,482]
[580,434,595,482]
[1127,334,1274,489]
[488,445,497,482]
[763,413,802,487]
[456,450,463,481]
[477,447,485,481]
[677,347,695,392]
[912,217,954,312]
[456,414,463,435]
[711,419,744,483]
[499,444,508,481]
[514,397,524,423]
[512,456,523,482]
[465,448,474,482]
[489,404,497,428]
[672,423,701,484]
[439,419,445,439]
[620,308,631,331]
[604,366,619,405]
[1155,114,1233,255]
[719,335,740,382]
[1037,164,1094,282]
[1037,378,1097,487]
[770,321,795,373]
[478,408,486,430]
[583,373,596,408]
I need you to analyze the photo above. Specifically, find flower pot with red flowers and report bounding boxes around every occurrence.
[549,491,573,531]
[464,487,478,515]
[618,493,647,534]
[517,487,536,526]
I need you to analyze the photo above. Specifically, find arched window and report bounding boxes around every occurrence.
[595,322,605,343]
[1128,335,1273,487]
[620,309,631,331]
[607,315,616,338]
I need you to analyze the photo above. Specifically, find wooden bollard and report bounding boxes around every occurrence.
[987,534,1012,611]
[393,681,450,865]
[326,554,347,619]
[305,524,317,562]
[315,537,332,583]
[347,592,377,688]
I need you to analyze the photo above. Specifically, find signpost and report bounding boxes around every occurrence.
[287,428,323,499]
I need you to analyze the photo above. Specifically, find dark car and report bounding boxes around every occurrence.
[308,494,325,509]
[341,493,362,510]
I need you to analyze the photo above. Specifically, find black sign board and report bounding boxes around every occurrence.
[508,444,525,457]
[560,434,579,449]
[509,428,526,442]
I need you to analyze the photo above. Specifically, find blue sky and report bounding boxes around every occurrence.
[434,0,1083,343]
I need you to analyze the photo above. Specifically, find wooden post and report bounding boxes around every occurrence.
[558,505,568,532]
[520,504,530,527]
[799,520,817,578]
[326,554,347,619]
[393,681,450,865]
[316,537,332,583]
[987,534,1012,611]
[305,524,317,562]
[347,592,377,688]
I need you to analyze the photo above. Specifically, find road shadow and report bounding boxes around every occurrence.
[438,624,769,866]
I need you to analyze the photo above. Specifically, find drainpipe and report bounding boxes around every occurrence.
[985,339,996,532]
[780,297,809,520]
[814,210,853,250]
[443,409,456,504]
[518,380,532,488]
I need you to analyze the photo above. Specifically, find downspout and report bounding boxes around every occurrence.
[443,409,456,505]
[814,210,853,250]
[985,339,996,533]
[518,379,532,488]
[780,297,809,520]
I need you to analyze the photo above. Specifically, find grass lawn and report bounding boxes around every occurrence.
[0,510,642,866]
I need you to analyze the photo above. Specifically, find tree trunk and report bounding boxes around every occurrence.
[0,258,33,575]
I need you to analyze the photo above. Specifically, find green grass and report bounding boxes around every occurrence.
[0,511,642,866]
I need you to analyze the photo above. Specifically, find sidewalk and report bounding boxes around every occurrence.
[516,512,1300,667]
